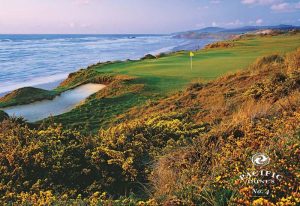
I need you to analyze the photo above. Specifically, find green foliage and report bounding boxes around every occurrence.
[0,110,8,121]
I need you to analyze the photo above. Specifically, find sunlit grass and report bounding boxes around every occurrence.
[92,34,300,94]
[46,34,300,131]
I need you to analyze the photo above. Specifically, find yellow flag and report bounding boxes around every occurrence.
[189,52,194,70]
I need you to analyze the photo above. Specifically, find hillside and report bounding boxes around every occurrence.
[1,33,299,133]
[173,25,300,39]
[41,33,300,133]
[0,37,299,205]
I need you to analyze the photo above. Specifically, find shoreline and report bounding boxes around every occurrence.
[1,33,299,124]
[0,38,213,97]
[0,34,196,96]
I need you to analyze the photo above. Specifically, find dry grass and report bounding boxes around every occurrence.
[276,91,300,114]
[205,42,234,49]
[249,54,285,75]
[231,99,273,126]
[285,48,300,75]
[151,143,215,199]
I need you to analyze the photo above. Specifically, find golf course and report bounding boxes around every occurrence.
[2,0,300,204]
[27,33,300,132]
[0,32,299,205]
[80,34,300,93]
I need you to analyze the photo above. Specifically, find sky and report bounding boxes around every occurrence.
[0,0,299,34]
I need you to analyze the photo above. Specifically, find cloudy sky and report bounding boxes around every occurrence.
[0,0,299,34]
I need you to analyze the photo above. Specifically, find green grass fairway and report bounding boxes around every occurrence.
[43,34,300,132]
[91,34,300,94]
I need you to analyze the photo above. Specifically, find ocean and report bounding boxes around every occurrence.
[0,34,211,95]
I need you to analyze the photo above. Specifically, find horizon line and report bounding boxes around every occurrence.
[0,24,299,35]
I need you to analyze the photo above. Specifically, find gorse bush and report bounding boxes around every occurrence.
[92,112,208,195]
[205,42,234,49]
[0,112,207,204]
[0,122,98,198]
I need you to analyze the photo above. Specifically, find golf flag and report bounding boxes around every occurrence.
[189,51,194,70]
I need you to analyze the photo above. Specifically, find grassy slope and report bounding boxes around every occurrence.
[45,34,300,132]
[0,87,57,108]
[91,34,300,93]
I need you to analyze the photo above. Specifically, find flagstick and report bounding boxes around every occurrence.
[190,56,193,70]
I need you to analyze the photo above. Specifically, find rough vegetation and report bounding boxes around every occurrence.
[204,41,234,49]
[0,46,299,205]
[0,87,57,107]
[57,68,115,90]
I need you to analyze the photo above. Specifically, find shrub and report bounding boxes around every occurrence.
[0,122,101,200]
[250,54,284,71]
[186,82,204,91]
[0,110,8,122]
[141,54,156,60]
[205,42,234,49]
[91,112,208,195]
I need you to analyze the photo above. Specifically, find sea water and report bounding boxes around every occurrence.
[0,34,209,95]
